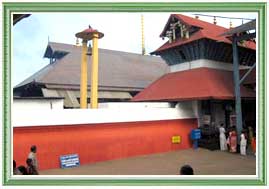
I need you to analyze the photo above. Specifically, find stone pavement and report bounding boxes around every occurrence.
[40,148,256,175]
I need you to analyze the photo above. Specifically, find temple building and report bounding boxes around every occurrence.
[14,42,168,108]
[12,14,257,170]
[133,14,256,129]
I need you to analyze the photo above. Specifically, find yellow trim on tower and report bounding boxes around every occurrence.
[90,33,99,109]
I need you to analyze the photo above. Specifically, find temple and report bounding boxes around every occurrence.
[133,14,256,133]
[12,14,256,170]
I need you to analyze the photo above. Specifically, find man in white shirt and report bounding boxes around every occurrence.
[219,124,227,151]
[240,131,247,155]
[28,145,38,170]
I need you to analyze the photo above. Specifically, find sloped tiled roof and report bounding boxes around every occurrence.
[16,42,169,91]
[152,14,255,54]
[132,67,255,102]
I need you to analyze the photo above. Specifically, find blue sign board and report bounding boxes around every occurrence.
[191,129,201,140]
[60,154,80,169]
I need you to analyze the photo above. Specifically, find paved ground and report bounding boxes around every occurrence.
[40,148,256,175]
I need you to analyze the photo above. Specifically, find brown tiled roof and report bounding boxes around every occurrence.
[152,14,255,54]
[132,67,256,102]
[16,42,169,91]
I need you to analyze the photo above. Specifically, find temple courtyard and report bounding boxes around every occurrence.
[40,148,256,175]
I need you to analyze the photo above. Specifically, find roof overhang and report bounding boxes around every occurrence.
[132,68,256,102]
[220,20,256,37]
[13,14,31,25]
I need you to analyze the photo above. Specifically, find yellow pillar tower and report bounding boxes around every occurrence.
[90,33,99,108]
[80,40,88,108]
[75,25,104,109]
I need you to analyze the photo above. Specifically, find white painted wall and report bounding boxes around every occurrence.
[175,101,198,118]
[13,102,196,127]
[13,98,64,110]
[169,59,250,72]
[98,102,172,109]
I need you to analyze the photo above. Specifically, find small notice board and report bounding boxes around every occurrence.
[60,154,80,169]
[172,136,181,144]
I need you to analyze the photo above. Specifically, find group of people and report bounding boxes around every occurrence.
[219,124,256,155]
[13,145,39,175]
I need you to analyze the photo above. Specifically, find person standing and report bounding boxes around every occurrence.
[26,158,39,175]
[240,130,247,155]
[219,124,227,151]
[13,160,22,175]
[28,145,38,171]
[228,127,237,153]
[251,133,256,156]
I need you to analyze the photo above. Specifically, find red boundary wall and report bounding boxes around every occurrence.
[13,119,197,170]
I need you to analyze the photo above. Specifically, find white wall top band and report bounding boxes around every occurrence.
[12,106,197,127]
[169,59,250,73]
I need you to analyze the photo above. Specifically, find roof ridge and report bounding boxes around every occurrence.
[174,14,229,30]
[47,41,163,59]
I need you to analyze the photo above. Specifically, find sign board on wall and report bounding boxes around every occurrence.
[172,136,181,144]
[60,154,80,169]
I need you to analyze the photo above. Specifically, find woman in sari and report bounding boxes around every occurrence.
[227,127,237,153]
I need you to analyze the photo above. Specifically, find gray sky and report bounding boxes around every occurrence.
[12,12,256,86]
